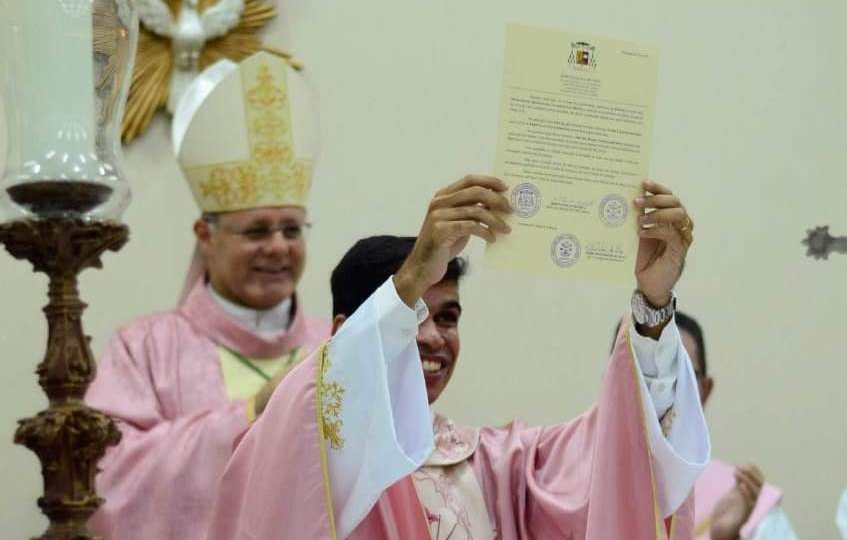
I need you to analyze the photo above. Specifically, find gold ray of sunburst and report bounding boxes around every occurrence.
[121,0,300,143]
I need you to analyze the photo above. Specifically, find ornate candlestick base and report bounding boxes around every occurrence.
[0,218,128,540]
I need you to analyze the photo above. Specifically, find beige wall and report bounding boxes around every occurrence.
[2,0,846,537]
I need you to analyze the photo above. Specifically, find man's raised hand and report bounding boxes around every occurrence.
[395,175,512,306]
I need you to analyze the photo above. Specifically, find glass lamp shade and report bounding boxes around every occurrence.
[0,0,138,221]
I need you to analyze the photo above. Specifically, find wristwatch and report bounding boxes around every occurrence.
[630,290,676,327]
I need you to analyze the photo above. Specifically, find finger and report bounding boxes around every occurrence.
[734,472,759,504]
[431,184,513,214]
[741,464,766,487]
[435,175,508,197]
[638,221,688,241]
[735,471,759,493]
[642,179,673,196]
[734,478,762,508]
[736,481,757,508]
[436,220,498,244]
[638,224,676,240]
[639,207,687,226]
[735,467,760,487]
[639,225,693,249]
[634,194,681,210]
[431,206,512,234]
[735,469,764,493]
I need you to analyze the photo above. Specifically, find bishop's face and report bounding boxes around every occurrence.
[197,206,307,310]
[417,280,462,404]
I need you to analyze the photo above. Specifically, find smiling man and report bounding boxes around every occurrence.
[325,235,469,406]
[85,53,330,540]
[413,275,461,403]
[207,175,711,540]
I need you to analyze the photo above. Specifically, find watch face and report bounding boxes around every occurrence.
[631,291,673,326]
[631,292,648,324]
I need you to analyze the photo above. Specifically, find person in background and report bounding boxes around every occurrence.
[86,52,330,540]
[676,312,799,540]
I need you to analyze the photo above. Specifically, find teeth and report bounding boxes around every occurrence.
[422,360,441,373]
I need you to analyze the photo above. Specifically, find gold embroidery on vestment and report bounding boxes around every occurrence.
[318,346,346,451]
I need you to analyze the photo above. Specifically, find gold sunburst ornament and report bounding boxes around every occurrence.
[122,0,300,143]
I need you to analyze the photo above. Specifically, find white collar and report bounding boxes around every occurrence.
[208,283,293,336]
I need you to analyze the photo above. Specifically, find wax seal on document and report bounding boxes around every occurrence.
[510,182,542,218]
[598,193,628,227]
[550,234,581,268]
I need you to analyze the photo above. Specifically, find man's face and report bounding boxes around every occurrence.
[196,206,307,310]
[417,280,462,404]
[680,328,713,406]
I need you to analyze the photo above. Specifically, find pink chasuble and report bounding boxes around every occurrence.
[86,279,330,540]
[693,460,783,539]
[207,320,697,540]
[414,324,696,540]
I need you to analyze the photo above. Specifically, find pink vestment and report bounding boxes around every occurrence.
[693,460,783,539]
[206,318,700,540]
[86,279,330,540]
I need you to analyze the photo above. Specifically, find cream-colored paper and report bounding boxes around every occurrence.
[486,25,658,284]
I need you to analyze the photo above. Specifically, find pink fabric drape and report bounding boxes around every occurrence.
[466,321,694,540]
[179,242,206,306]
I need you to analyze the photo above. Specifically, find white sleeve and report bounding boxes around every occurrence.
[629,317,711,517]
[324,277,434,539]
[629,320,678,418]
[838,488,847,540]
[745,506,799,540]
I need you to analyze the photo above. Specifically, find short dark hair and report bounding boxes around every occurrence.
[611,310,707,375]
[331,235,468,317]
[675,311,707,376]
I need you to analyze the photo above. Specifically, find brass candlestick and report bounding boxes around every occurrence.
[2,0,139,535]
[0,218,127,540]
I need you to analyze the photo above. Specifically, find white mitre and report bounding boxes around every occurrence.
[172,51,319,213]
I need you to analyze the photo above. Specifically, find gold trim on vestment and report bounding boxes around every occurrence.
[316,343,341,540]
[693,517,711,537]
[625,317,669,539]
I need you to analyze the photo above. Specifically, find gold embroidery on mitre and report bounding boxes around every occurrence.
[199,165,260,209]
[186,58,312,212]
[252,113,287,138]
[254,142,292,164]
[246,65,288,109]
[318,346,346,451]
